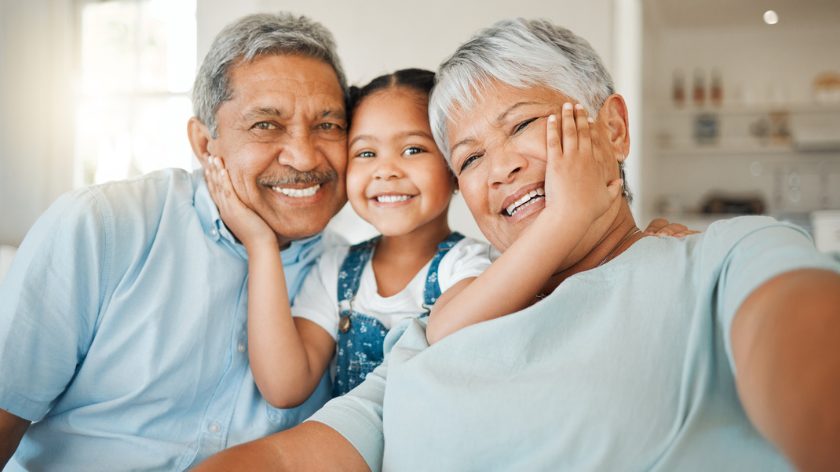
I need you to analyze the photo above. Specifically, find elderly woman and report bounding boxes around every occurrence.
[199,18,840,471]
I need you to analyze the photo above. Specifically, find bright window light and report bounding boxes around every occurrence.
[75,0,197,186]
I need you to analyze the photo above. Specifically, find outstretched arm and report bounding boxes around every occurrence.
[426,103,622,344]
[205,156,334,408]
[194,421,368,471]
[731,268,840,471]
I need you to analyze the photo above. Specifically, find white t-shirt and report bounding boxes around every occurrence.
[292,236,493,340]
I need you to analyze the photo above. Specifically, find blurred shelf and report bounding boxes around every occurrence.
[655,102,840,116]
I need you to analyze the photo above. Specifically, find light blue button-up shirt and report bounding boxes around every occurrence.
[0,168,339,470]
[311,216,839,471]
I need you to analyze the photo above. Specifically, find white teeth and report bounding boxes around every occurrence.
[272,184,320,198]
[376,194,411,203]
[505,188,545,216]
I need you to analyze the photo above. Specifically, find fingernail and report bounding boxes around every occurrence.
[563,102,572,111]
[587,117,595,123]
[574,103,584,110]
[548,114,557,123]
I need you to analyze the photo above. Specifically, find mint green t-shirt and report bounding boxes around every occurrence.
[310,216,840,471]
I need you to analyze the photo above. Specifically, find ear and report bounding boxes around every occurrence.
[187,117,213,170]
[597,94,630,162]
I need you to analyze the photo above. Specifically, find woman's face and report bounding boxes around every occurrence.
[446,81,624,252]
[346,88,455,237]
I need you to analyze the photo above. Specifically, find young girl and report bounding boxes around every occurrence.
[206,69,495,406]
[205,68,650,407]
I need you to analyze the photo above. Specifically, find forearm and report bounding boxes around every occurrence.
[427,211,587,343]
[0,409,29,467]
[245,243,323,407]
[732,269,840,471]
[195,421,369,471]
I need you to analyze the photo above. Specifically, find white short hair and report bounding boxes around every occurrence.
[429,18,614,162]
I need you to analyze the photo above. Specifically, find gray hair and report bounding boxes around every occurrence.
[429,18,630,200]
[192,13,348,137]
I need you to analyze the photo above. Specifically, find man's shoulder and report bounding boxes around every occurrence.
[87,168,198,207]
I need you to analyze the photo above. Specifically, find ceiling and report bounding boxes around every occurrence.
[645,0,840,29]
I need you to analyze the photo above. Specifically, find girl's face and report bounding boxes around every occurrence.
[346,87,455,237]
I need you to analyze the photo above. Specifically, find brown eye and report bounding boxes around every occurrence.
[402,146,425,157]
[513,117,539,134]
[458,152,483,174]
[251,121,278,130]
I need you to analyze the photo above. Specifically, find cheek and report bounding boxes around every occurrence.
[458,178,489,221]
[512,129,548,161]
[345,163,368,198]
[322,140,348,172]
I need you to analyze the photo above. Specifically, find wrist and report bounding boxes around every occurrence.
[243,236,279,254]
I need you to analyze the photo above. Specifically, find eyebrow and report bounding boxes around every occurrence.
[349,130,433,148]
[321,108,347,121]
[241,106,286,121]
[450,101,542,156]
[241,107,347,121]
[495,101,541,123]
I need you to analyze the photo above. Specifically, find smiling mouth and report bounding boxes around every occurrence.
[374,194,413,203]
[504,187,545,216]
[271,184,320,198]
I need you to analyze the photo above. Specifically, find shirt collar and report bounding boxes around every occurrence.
[192,169,323,260]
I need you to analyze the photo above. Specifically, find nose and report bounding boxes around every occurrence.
[487,147,528,187]
[277,132,322,172]
[372,156,403,181]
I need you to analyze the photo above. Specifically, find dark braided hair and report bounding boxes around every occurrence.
[347,68,436,123]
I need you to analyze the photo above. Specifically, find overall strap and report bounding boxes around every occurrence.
[336,236,380,306]
[422,232,465,308]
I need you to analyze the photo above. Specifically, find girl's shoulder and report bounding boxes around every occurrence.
[436,235,496,291]
[445,235,496,262]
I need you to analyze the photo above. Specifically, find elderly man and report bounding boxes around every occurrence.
[0,13,349,470]
[198,18,840,471]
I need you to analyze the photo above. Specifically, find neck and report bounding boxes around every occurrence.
[542,204,640,294]
[375,218,452,265]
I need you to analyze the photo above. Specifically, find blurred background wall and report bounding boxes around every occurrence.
[1,0,839,257]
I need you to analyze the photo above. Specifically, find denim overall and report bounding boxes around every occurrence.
[332,232,465,397]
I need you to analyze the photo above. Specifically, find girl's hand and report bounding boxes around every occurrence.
[643,218,701,237]
[543,103,622,225]
[204,155,276,249]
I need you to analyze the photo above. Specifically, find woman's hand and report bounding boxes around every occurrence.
[204,155,277,250]
[543,103,623,226]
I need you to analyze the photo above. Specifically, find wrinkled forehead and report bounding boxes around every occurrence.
[445,80,577,153]
[433,76,581,168]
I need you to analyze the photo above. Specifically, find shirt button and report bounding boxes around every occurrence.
[237,342,246,353]
[208,422,221,433]
[210,229,219,238]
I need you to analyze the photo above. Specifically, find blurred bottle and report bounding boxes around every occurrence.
[672,70,685,108]
[693,69,705,107]
[710,69,723,107]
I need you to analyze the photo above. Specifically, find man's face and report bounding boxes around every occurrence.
[204,54,347,247]
[447,81,624,252]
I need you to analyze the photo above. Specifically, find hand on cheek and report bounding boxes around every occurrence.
[543,103,622,226]
[204,155,275,248]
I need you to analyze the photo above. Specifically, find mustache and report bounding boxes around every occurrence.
[258,168,339,187]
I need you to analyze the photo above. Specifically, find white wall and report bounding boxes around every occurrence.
[0,0,77,246]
